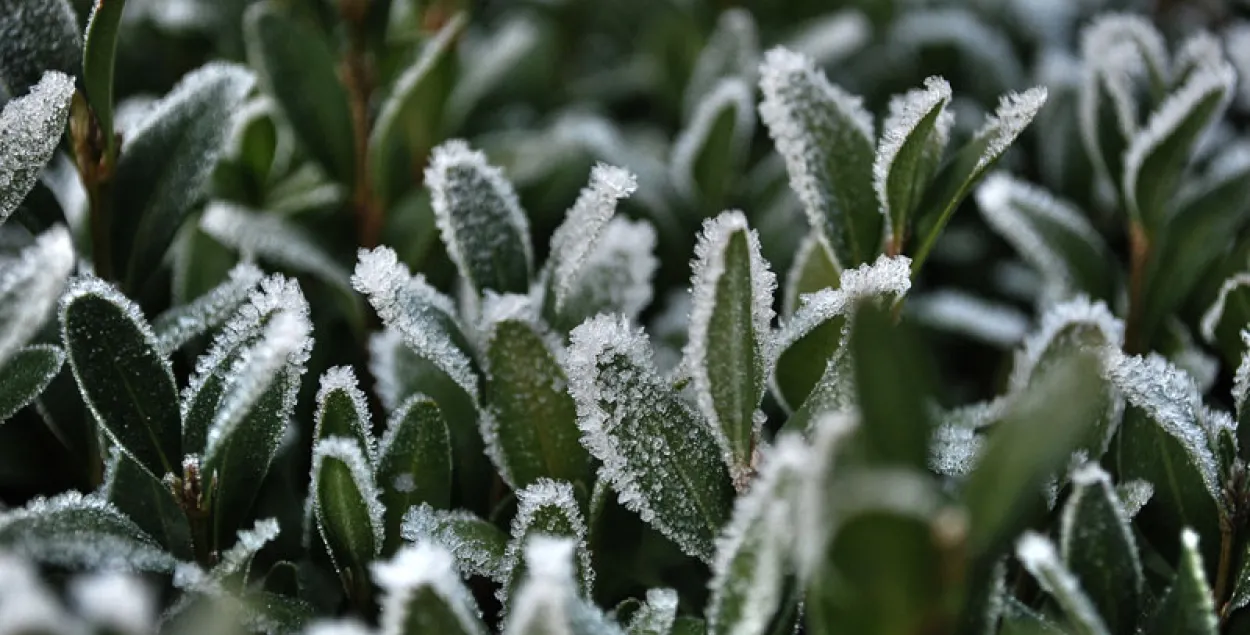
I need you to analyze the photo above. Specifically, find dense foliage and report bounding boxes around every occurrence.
[2,0,1250,634]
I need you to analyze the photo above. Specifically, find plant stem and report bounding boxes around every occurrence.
[341,1,382,249]
[70,91,118,281]
[1124,221,1150,354]
[1216,513,1234,612]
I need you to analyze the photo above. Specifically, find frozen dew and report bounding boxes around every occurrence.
[972,86,1049,173]
[311,437,386,561]
[1235,330,1250,421]
[70,571,156,635]
[0,553,70,635]
[209,518,281,587]
[372,543,487,635]
[1015,531,1111,635]
[672,78,756,201]
[314,365,378,463]
[0,71,75,225]
[560,217,659,323]
[873,76,953,224]
[153,262,264,355]
[0,491,176,572]
[368,329,413,414]
[548,163,638,313]
[1200,273,1250,344]
[0,225,74,366]
[1009,296,1124,393]
[1060,464,1141,582]
[775,254,912,359]
[401,503,505,582]
[500,479,593,610]
[1116,480,1155,519]
[929,421,984,477]
[200,202,353,293]
[908,290,1030,348]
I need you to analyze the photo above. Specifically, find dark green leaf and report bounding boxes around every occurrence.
[1060,464,1142,635]
[312,366,376,463]
[673,79,754,213]
[372,544,489,635]
[1015,532,1112,635]
[850,302,935,470]
[378,395,453,554]
[82,0,128,156]
[782,231,840,316]
[60,278,181,478]
[1146,530,1218,635]
[312,437,383,599]
[500,479,593,614]
[401,503,507,582]
[1200,275,1250,371]
[0,344,64,423]
[0,491,175,572]
[103,451,194,560]
[876,77,952,247]
[0,0,80,95]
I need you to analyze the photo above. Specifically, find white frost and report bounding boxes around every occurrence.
[401,503,504,582]
[0,225,74,366]
[200,202,353,294]
[874,76,953,228]
[972,86,1049,173]
[500,479,593,613]
[1015,531,1111,635]
[559,217,659,323]
[372,544,487,635]
[0,491,176,572]
[0,71,75,225]
[1008,296,1124,393]
[684,8,759,117]
[672,78,755,201]
[314,366,378,464]
[503,537,581,635]
[71,571,156,635]
[908,290,1030,348]
[153,262,263,355]
[1199,273,1250,344]
[547,163,637,314]
[0,553,71,635]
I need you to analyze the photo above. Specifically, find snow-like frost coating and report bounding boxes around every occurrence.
[314,366,378,463]
[1200,273,1250,344]
[873,76,952,227]
[0,71,75,224]
[70,571,155,635]
[499,479,593,613]
[402,503,505,582]
[1016,531,1111,635]
[200,202,353,292]
[548,163,637,313]
[154,263,263,354]
[311,437,385,567]
[372,544,487,635]
[0,225,74,366]
[672,78,755,200]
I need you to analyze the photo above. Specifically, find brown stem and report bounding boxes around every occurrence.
[70,91,117,281]
[1124,221,1150,354]
[340,2,382,249]
[1216,513,1234,614]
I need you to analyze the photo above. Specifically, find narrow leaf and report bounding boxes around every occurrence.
[545,163,638,316]
[401,504,507,582]
[82,0,129,155]
[0,344,64,423]
[372,544,489,635]
[312,437,384,595]
[874,76,953,246]
[60,277,181,478]
[499,479,594,616]
[672,78,755,209]
[684,8,758,117]
[1200,274,1250,364]
[1015,532,1112,635]
[550,217,659,333]
[152,262,264,355]
[426,139,533,296]
[0,71,74,225]
[0,0,80,95]
[313,366,377,464]
[758,46,880,266]
[1147,530,1218,635]
[684,212,776,485]
[0,491,175,572]
[244,3,355,185]
[567,314,735,562]
[1060,464,1142,635]
[378,395,453,553]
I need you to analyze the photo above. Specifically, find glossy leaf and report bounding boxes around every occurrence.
[783,231,840,316]
[874,76,953,247]
[313,366,376,464]
[672,79,755,211]
[378,395,453,553]
[401,504,507,583]
[0,344,64,423]
[1060,465,1142,635]
[82,0,128,155]
[312,437,384,598]
[103,451,194,561]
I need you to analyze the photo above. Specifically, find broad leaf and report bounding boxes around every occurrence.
[683,212,776,484]
[0,72,74,225]
[378,395,453,553]
[567,314,735,562]
[0,344,64,423]
[402,504,507,582]
[0,0,80,95]
[103,451,193,561]
[480,294,590,489]
[111,63,255,288]
[244,2,355,185]
[82,0,129,155]
[758,46,879,266]
[1015,532,1112,635]
[60,278,181,478]
[1146,530,1218,635]
[372,544,489,635]
[499,479,593,616]
[874,76,953,248]
[0,491,175,572]
[1060,465,1142,635]
[312,437,384,599]
[426,139,533,296]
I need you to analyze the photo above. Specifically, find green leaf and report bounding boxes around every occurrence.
[312,437,383,600]
[103,451,193,560]
[850,302,935,470]
[402,504,507,582]
[0,344,64,423]
[706,436,803,635]
[1107,352,1223,569]
[111,63,255,289]
[244,2,355,185]
[0,491,175,572]
[503,537,622,635]
[629,589,678,635]
[372,544,489,635]
[313,366,376,463]
[1124,62,1235,230]
[782,231,840,316]
[909,86,1048,276]
[964,349,1105,556]
[684,8,758,118]
[1015,532,1112,635]
[480,295,590,490]
[567,315,735,562]
[684,212,776,484]
[1060,465,1142,635]
[758,47,880,266]
[0,72,75,226]
[0,0,80,95]
[60,278,181,478]
[427,139,534,296]
[1202,274,1250,370]
[0,226,74,367]
[874,77,953,248]
[673,617,709,635]
[378,395,453,554]
[370,13,465,204]
[547,217,658,333]
[672,78,755,212]
[500,479,593,615]
[82,0,128,156]
[152,262,263,355]
[1146,530,1218,635]
[976,173,1117,303]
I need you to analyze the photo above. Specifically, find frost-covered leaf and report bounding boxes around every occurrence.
[244,3,354,185]
[401,504,507,583]
[1123,59,1235,228]
[684,8,758,118]
[964,350,1105,555]
[771,255,911,412]
[546,163,638,317]
[911,86,1048,274]
[378,395,452,553]
[976,174,1115,302]
[0,0,80,96]
[503,537,624,635]
[499,479,593,617]
[312,437,384,597]
[153,262,263,355]
[683,212,776,485]
[176,518,280,594]
[1108,351,1224,567]
[1015,532,1112,635]
[0,344,63,423]
[783,230,841,317]
[370,13,465,205]
[82,0,129,156]
[426,139,533,296]
[566,314,735,562]
[313,366,376,464]
[550,217,659,333]
[758,46,880,266]
[706,436,803,635]
[1059,465,1142,635]
[875,77,953,248]
[1200,274,1250,364]
[480,294,590,490]
[0,225,73,366]
[373,543,488,635]
[1237,331,1250,431]
[781,10,869,68]
[103,451,193,560]
[1148,530,1218,635]
[1009,297,1124,457]
[0,72,74,226]
[60,277,181,478]
[0,491,175,572]
[672,79,755,209]
[628,589,678,635]
[111,63,255,287]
